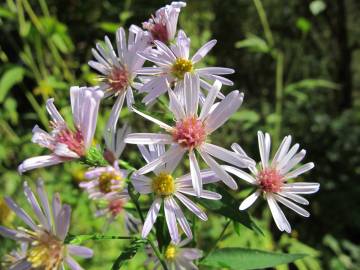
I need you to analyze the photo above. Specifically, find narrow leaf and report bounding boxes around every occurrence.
[0,66,25,103]
[201,248,306,269]
[111,239,147,270]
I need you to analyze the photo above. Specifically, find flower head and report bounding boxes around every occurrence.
[18,86,103,174]
[136,30,234,104]
[89,27,150,129]
[142,1,186,44]
[132,144,221,243]
[148,238,203,270]
[126,78,255,196]
[0,180,93,270]
[224,131,320,233]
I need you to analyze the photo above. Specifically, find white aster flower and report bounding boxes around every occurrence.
[18,86,103,174]
[132,144,221,243]
[149,238,203,270]
[88,27,150,128]
[125,77,254,195]
[136,30,234,104]
[142,1,186,44]
[224,131,320,233]
[2,243,28,269]
[0,180,93,270]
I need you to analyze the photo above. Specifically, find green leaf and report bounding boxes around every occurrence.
[98,22,121,33]
[0,7,15,19]
[235,34,270,53]
[285,79,339,95]
[0,66,25,103]
[230,109,260,129]
[200,248,306,269]
[296,17,312,33]
[198,186,262,234]
[111,239,147,269]
[83,146,108,167]
[309,1,326,16]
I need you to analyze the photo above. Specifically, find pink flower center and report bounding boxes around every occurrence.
[107,67,129,93]
[108,199,124,217]
[257,168,283,193]
[172,117,207,149]
[56,128,85,157]
[143,15,169,43]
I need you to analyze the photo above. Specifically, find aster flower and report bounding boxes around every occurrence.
[142,1,186,44]
[125,77,255,195]
[148,238,203,270]
[224,131,320,233]
[88,27,150,129]
[136,30,235,104]
[2,243,28,269]
[0,180,93,270]
[18,86,103,174]
[132,144,221,243]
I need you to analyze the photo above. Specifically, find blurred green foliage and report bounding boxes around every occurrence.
[0,0,359,269]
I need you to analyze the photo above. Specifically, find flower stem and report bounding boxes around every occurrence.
[66,234,136,244]
[201,219,231,261]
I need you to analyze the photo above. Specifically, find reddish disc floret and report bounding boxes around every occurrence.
[257,168,283,193]
[108,199,124,217]
[172,117,207,149]
[107,67,129,93]
[57,128,85,157]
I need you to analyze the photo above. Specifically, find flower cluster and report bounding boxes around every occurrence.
[1,2,320,269]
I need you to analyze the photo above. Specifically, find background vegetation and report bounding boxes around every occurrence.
[0,0,359,269]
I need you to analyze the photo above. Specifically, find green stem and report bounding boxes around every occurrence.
[274,51,284,149]
[128,183,168,270]
[66,234,136,244]
[119,159,137,172]
[24,89,49,128]
[253,0,274,47]
[201,219,231,261]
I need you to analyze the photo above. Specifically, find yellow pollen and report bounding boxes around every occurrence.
[172,58,193,79]
[152,173,175,197]
[0,198,15,226]
[164,244,177,261]
[99,171,122,193]
[27,232,64,270]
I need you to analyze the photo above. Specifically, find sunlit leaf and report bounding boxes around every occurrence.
[235,34,270,53]
[0,7,15,19]
[0,66,25,103]
[111,239,147,270]
[309,1,326,16]
[296,17,312,33]
[200,248,306,269]
[285,79,339,95]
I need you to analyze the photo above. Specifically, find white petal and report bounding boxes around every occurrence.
[222,165,257,184]
[205,90,244,133]
[267,195,291,233]
[136,145,185,175]
[257,131,269,169]
[273,194,310,217]
[174,192,207,221]
[189,151,202,197]
[277,143,300,169]
[5,197,38,231]
[125,133,173,145]
[281,182,320,194]
[168,197,192,240]
[54,143,79,158]
[67,245,94,258]
[142,198,161,238]
[131,107,172,130]
[279,150,306,174]
[198,150,238,190]
[164,198,179,243]
[177,188,221,200]
[196,67,234,75]
[18,155,64,174]
[46,98,64,123]
[239,190,261,210]
[191,39,217,63]
[105,92,125,135]
[199,80,222,120]
[277,192,309,205]
[184,73,199,117]
[285,162,314,179]
[272,135,292,165]
[202,143,254,168]
[168,88,185,120]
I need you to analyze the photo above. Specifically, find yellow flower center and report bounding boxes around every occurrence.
[27,231,64,270]
[164,244,177,261]
[171,58,193,79]
[99,171,122,194]
[152,173,175,197]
